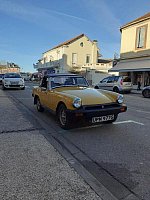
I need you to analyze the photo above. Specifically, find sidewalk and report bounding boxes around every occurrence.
[0,89,102,200]
[131,85,143,95]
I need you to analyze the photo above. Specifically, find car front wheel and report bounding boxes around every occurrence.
[113,87,119,93]
[36,97,44,112]
[57,104,71,129]
[142,89,150,98]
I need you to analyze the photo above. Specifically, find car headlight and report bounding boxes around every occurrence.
[4,80,9,84]
[73,98,82,108]
[117,94,124,104]
[19,79,24,84]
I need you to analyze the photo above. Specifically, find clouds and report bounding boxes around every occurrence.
[80,0,121,38]
[0,0,87,24]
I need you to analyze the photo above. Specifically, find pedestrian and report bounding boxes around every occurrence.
[137,76,141,91]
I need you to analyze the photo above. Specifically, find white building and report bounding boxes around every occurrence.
[34,34,114,84]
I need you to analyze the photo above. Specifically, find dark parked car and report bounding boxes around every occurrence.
[0,74,4,84]
[142,86,150,98]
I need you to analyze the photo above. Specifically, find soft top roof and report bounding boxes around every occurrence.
[45,73,83,78]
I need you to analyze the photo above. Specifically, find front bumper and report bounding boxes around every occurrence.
[66,103,127,123]
[4,84,25,89]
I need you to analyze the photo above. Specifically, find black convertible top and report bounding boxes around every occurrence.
[45,73,83,78]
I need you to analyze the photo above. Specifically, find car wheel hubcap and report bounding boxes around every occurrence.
[37,100,40,110]
[60,108,66,126]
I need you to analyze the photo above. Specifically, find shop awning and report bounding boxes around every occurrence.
[109,58,150,72]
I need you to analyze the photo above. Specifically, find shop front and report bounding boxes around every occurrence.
[109,57,150,87]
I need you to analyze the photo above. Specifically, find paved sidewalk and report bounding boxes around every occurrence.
[0,89,102,200]
[131,85,143,95]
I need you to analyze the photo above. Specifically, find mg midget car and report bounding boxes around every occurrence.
[32,74,127,129]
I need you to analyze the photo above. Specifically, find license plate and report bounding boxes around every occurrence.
[11,82,19,85]
[92,114,114,123]
[124,83,131,86]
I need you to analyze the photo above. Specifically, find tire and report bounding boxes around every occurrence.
[57,104,71,129]
[36,97,44,112]
[94,86,99,89]
[21,87,25,90]
[104,114,118,124]
[142,89,150,98]
[113,87,119,93]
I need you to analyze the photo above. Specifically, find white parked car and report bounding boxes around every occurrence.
[94,76,132,93]
[2,73,25,90]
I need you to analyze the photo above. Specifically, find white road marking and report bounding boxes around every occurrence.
[113,120,144,126]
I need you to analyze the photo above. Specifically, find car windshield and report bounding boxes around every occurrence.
[4,73,21,78]
[50,76,89,88]
[0,74,4,78]
[123,76,131,82]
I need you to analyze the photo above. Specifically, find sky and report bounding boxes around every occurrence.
[0,0,150,72]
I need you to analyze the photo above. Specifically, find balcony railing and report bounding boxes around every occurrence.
[34,60,60,69]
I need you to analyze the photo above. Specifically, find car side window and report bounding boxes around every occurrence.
[114,76,119,82]
[101,78,109,83]
[107,77,115,83]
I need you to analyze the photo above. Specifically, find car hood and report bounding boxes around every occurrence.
[143,86,150,90]
[55,87,117,105]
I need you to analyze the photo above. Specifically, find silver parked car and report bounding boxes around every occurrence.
[142,86,150,98]
[94,76,132,93]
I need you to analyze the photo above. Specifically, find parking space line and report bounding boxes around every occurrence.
[113,120,144,126]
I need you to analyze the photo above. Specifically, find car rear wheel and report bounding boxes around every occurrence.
[142,89,150,98]
[57,104,71,129]
[94,86,99,89]
[36,97,44,112]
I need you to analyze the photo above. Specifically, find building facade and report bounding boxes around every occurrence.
[34,34,112,75]
[110,12,150,87]
[0,62,20,74]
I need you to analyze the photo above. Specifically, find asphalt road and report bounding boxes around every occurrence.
[1,82,150,200]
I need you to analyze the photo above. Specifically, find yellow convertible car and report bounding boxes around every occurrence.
[32,74,127,129]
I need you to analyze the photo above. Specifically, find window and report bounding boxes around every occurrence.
[107,76,115,83]
[114,76,119,82]
[50,76,88,89]
[4,73,21,78]
[101,78,109,83]
[80,42,83,47]
[136,25,147,49]
[122,76,131,82]
[86,54,91,63]
[72,53,77,65]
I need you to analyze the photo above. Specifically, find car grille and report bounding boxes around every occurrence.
[83,103,119,111]
[9,85,21,87]
[10,81,19,85]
